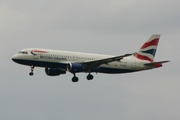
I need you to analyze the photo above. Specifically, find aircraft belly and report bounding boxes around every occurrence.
[91,67,138,73]
[13,59,67,69]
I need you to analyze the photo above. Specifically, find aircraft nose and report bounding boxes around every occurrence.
[12,54,19,62]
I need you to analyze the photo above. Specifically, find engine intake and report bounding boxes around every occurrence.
[67,63,84,73]
[45,68,66,76]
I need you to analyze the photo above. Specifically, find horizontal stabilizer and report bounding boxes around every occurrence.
[144,61,170,65]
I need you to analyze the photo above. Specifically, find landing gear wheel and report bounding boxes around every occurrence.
[87,74,94,80]
[29,72,34,76]
[72,76,79,82]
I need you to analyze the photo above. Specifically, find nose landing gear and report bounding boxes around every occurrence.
[29,65,35,76]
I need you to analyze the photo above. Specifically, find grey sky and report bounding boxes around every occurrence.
[0,0,180,120]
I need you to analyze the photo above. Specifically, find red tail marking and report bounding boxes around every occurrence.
[135,53,153,62]
[141,38,159,49]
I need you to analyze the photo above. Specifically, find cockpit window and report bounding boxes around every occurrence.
[18,51,28,54]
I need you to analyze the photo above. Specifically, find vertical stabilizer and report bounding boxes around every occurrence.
[135,34,160,62]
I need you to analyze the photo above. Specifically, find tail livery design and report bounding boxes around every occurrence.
[135,34,160,62]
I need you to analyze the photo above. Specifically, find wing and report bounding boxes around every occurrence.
[81,54,132,70]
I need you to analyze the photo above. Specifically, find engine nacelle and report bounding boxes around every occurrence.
[45,68,66,76]
[67,63,84,73]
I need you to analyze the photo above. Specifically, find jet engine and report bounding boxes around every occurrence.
[45,68,66,76]
[67,63,84,73]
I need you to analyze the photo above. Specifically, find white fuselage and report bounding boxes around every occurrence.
[12,48,153,74]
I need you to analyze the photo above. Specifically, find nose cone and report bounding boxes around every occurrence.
[12,54,20,63]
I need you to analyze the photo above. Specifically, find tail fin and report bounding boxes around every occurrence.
[135,34,160,62]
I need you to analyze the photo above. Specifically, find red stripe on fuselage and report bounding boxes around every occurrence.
[135,53,153,62]
[32,50,48,53]
[141,38,159,49]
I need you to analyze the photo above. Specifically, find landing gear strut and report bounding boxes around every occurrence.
[72,73,79,82]
[29,65,34,76]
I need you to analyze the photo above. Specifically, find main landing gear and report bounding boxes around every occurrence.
[87,73,94,80]
[71,73,78,82]
[71,73,94,82]
[29,65,34,76]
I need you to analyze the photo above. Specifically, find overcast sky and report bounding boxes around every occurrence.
[0,0,180,120]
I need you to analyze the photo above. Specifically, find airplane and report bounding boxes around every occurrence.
[12,34,169,82]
